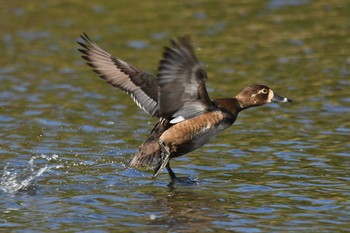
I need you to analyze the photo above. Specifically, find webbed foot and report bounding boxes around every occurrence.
[167,176,199,187]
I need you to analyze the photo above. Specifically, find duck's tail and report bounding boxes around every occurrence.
[129,139,161,167]
[129,118,170,168]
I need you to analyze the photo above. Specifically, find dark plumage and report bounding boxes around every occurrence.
[77,34,292,180]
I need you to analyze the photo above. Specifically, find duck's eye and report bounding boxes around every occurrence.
[262,89,268,94]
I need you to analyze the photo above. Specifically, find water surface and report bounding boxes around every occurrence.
[1,0,350,232]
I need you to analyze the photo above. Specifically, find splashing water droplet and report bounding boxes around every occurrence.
[0,154,62,194]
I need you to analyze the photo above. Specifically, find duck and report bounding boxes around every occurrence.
[77,34,292,181]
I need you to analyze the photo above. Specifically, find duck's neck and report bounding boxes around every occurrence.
[213,98,245,115]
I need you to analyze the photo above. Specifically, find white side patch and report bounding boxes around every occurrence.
[170,116,185,124]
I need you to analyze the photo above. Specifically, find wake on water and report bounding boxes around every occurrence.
[0,154,61,194]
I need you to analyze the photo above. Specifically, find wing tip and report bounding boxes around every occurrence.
[79,32,92,43]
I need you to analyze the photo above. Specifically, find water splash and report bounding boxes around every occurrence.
[0,154,61,194]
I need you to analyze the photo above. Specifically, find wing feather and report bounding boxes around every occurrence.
[158,36,213,120]
[78,33,159,117]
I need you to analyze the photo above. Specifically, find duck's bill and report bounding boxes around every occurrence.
[272,93,292,103]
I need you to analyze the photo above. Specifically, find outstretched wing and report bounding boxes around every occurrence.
[77,33,159,117]
[158,36,213,122]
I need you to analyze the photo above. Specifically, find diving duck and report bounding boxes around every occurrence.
[78,34,292,181]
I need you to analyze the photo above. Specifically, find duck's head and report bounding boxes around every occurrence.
[236,85,292,110]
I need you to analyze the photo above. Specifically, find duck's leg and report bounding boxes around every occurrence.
[166,162,177,180]
[153,161,161,176]
[153,140,171,178]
